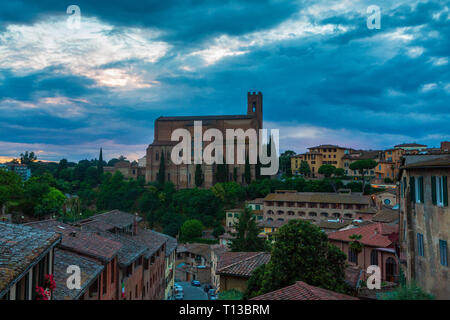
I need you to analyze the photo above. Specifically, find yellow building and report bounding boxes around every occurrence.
[291,144,351,177]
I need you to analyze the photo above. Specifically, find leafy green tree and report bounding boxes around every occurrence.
[20,151,37,165]
[349,159,378,193]
[334,168,345,178]
[230,207,265,252]
[195,164,203,187]
[299,160,311,175]
[180,219,204,242]
[349,234,364,255]
[279,150,295,175]
[245,220,348,298]
[34,187,66,218]
[138,187,160,229]
[0,169,23,213]
[212,225,225,238]
[157,152,165,185]
[318,164,336,178]
[85,166,99,187]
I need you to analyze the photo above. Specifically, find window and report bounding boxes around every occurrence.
[370,250,378,266]
[417,233,424,257]
[439,240,448,267]
[410,176,424,203]
[432,176,448,207]
[155,152,159,161]
[384,199,391,205]
[348,248,358,264]
[111,262,115,283]
[227,213,232,217]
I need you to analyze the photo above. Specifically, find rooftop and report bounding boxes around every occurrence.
[157,114,254,121]
[217,252,270,278]
[0,222,61,297]
[316,220,352,230]
[87,210,143,230]
[177,243,211,261]
[308,144,348,150]
[53,249,104,300]
[25,220,121,262]
[328,222,398,248]
[251,281,358,300]
[372,208,399,224]
[264,192,370,205]
[395,143,428,148]
[123,228,167,259]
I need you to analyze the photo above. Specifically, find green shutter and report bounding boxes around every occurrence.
[443,176,448,207]
[419,176,424,203]
[410,176,415,203]
[431,176,437,205]
[403,177,407,198]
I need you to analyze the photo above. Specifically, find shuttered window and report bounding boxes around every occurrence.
[417,233,424,257]
[440,240,448,267]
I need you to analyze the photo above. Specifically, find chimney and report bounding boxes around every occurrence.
[133,213,138,235]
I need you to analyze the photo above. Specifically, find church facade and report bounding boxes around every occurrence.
[145,92,263,188]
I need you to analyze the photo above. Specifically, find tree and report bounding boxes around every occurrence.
[157,152,165,185]
[318,164,336,178]
[0,169,23,213]
[349,160,378,193]
[98,148,104,176]
[279,150,295,175]
[349,234,364,256]
[180,219,204,242]
[244,153,251,184]
[20,151,37,165]
[230,207,265,252]
[212,225,225,238]
[245,220,348,298]
[138,188,161,229]
[298,160,311,175]
[195,164,203,187]
[379,282,434,300]
[219,290,243,300]
[334,168,345,178]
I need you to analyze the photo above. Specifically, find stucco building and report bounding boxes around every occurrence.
[145,92,263,188]
[262,190,373,223]
[399,154,449,299]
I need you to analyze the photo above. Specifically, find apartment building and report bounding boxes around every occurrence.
[399,155,449,299]
[0,222,61,300]
[262,190,372,223]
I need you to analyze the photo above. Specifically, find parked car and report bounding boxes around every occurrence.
[175,293,184,300]
[203,284,213,292]
[191,280,201,287]
[209,294,217,300]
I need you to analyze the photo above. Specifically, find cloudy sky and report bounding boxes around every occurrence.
[0,0,449,162]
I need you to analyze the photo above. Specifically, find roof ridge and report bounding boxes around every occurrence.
[218,252,264,272]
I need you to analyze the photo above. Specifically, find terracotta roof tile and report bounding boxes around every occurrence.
[372,208,399,223]
[26,220,121,262]
[0,222,61,297]
[123,228,167,259]
[251,281,358,300]
[53,249,104,300]
[264,192,370,205]
[217,252,270,278]
[328,222,398,247]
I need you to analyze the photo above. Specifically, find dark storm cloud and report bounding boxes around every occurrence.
[0,0,449,161]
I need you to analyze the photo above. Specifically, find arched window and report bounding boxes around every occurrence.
[298,211,306,217]
[309,212,317,217]
[386,257,397,282]
[288,211,295,216]
[267,210,274,215]
[267,218,273,222]
[344,213,353,219]
[155,152,159,161]
[333,212,341,218]
[277,210,284,215]
[277,218,284,222]
[371,250,378,266]
[320,212,328,217]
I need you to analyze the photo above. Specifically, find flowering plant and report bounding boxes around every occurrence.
[35,274,56,300]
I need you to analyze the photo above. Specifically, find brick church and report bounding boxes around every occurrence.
[145,92,263,188]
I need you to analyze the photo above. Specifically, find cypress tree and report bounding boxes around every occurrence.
[98,148,104,176]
